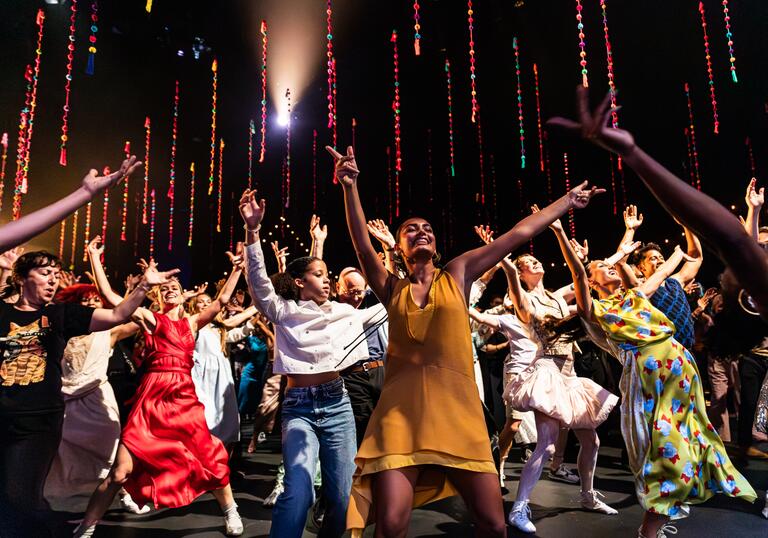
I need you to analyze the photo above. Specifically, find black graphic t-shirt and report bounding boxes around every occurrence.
[0,302,93,415]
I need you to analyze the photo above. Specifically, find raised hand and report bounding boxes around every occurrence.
[367,219,396,249]
[309,214,328,242]
[673,244,698,264]
[141,259,180,287]
[226,242,245,271]
[59,270,79,289]
[473,225,495,245]
[270,241,289,272]
[618,240,641,257]
[568,181,605,209]
[546,86,636,156]
[569,238,589,262]
[82,155,143,195]
[183,282,209,301]
[326,146,359,186]
[136,258,150,273]
[697,287,719,310]
[623,205,644,231]
[746,178,764,209]
[124,273,142,293]
[86,235,105,259]
[0,247,23,271]
[239,189,266,229]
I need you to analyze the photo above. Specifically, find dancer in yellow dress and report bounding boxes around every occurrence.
[327,145,604,537]
[556,231,756,538]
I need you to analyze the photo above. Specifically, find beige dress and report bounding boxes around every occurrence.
[504,290,618,429]
[44,331,121,511]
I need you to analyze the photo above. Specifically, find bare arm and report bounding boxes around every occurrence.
[193,248,244,331]
[636,246,689,297]
[548,86,768,319]
[620,205,643,247]
[468,308,502,330]
[744,178,763,241]
[0,157,141,253]
[89,261,180,332]
[109,322,140,348]
[447,183,603,297]
[309,214,328,260]
[86,236,123,307]
[672,227,702,286]
[328,146,392,303]
[551,222,593,319]
[221,305,258,329]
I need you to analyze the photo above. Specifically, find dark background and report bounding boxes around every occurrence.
[1,0,766,297]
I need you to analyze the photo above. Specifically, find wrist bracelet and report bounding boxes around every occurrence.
[243,224,261,233]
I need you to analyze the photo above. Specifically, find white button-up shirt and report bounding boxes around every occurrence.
[244,241,385,375]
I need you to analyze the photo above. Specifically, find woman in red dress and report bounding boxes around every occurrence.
[75,253,246,537]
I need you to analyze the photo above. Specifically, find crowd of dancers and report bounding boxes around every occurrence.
[1,88,767,538]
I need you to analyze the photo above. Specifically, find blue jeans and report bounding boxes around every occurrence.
[270,376,356,538]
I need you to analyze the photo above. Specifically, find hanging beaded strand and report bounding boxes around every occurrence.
[533,64,545,173]
[698,2,720,134]
[413,1,422,55]
[120,141,130,240]
[100,165,109,243]
[721,0,738,83]
[326,1,336,141]
[217,139,224,232]
[284,88,292,209]
[149,189,156,258]
[563,153,575,236]
[59,220,66,259]
[142,116,150,224]
[312,129,318,212]
[70,209,79,269]
[575,0,589,87]
[684,82,702,189]
[0,133,7,215]
[599,0,618,127]
[81,201,92,262]
[85,0,98,75]
[467,0,479,123]
[208,58,218,194]
[259,21,267,163]
[248,119,255,190]
[445,58,456,177]
[390,30,402,217]
[59,0,77,166]
[168,80,179,251]
[512,37,526,169]
[187,162,195,247]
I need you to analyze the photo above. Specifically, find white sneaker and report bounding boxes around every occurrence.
[499,458,507,488]
[548,463,580,484]
[762,492,768,519]
[72,522,97,537]
[223,505,244,536]
[257,431,267,444]
[508,500,536,533]
[120,492,151,514]
[263,482,284,507]
[579,490,618,515]
[638,523,678,538]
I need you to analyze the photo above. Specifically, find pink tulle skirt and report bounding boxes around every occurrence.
[504,356,618,430]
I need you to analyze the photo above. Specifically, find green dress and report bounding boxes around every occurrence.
[592,289,756,518]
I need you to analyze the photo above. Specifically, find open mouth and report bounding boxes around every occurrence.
[414,237,430,246]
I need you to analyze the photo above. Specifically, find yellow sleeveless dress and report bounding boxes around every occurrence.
[347,269,496,533]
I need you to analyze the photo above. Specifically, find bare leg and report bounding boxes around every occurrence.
[211,484,235,508]
[515,412,561,502]
[550,427,569,471]
[640,511,670,537]
[372,467,420,538]
[498,418,520,462]
[572,429,599,493]
[446,468,506,537]
[82,443,134,524]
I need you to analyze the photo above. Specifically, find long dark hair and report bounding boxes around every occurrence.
[271,256,321,301]
[393,218,441,275]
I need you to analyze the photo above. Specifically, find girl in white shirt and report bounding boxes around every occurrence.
[239,190,382,538]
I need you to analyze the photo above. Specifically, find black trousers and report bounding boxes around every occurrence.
[0,411,63,537]
[738,352,768,448]
[341,366,385,447]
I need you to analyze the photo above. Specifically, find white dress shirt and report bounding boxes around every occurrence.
[244,241,383,374]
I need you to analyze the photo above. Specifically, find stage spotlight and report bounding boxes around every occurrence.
[277,114,289,127]
[44,0,60,4]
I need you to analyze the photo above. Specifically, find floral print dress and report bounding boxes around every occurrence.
[592,289,755,518]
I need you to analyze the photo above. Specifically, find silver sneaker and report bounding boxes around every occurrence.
[548,463,580,484]
[638,523,677,538]
[508,500,536,534]
[263,482,284,507]
[579,489,618,515]
[120,492,151,514]
[72,522,97,538]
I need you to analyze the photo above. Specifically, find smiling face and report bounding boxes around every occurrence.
[587,260,622,291]
[638,249,665,278]
[158,279,184,306]
[19,265,61,307]
[79,291,103,309]
[193,293,212,313]
[396,218,436,263]
[295,260,331,304]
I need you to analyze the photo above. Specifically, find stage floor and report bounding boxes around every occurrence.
[55,436,768,537]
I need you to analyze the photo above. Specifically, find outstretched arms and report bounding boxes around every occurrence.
[0,156,141,253]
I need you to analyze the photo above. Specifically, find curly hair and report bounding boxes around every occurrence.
[270,256,323,301]
[0,251,63,300]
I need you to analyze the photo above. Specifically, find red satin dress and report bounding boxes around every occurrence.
[121,312,230,508]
